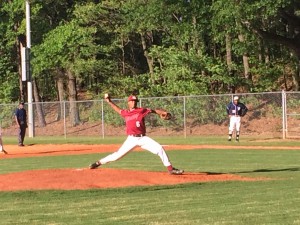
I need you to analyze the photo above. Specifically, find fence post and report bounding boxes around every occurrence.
[183,96,186,138]
[101,100,105,139]
[282,90,287,139]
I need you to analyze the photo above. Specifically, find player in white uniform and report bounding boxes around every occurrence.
[226,96,248,141]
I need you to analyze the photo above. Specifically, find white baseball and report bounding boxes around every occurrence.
[104,93,109,99]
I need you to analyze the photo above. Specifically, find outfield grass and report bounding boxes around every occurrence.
[0,145,300,224]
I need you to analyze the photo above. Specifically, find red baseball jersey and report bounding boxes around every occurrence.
[120,107,152,135]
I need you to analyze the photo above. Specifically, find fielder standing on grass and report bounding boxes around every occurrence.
[89,94,184,175]
[226,96,248,142]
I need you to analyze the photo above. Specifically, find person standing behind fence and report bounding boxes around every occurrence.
[14,102,27,146]
[226,96,248,142]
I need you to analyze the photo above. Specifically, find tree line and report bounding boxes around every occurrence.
[0,0,299,126]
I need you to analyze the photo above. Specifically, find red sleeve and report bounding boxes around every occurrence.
[143,108,152,116]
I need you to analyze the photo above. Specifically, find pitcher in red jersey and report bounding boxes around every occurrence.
[89,94,184,175]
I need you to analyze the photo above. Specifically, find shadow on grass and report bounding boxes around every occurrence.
[202,172,225,175]
[202,167,300,175]
[236,167,300,173]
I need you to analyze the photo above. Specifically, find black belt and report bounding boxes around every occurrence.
[129,134,146,137]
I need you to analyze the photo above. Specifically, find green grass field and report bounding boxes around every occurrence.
[0,137,300,225]
[3,135,300,146]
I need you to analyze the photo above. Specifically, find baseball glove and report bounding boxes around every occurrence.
[160,112,172,120]
[240,107,248,117]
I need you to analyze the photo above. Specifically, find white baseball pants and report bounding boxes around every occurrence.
[99,136,172,167]
[229,115,241,134]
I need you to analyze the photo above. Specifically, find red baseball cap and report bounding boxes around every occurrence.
[127,95,139,102]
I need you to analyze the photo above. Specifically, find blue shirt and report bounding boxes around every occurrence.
[226,102,248,116]
[14,108,27,124]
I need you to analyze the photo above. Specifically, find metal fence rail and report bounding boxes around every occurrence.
[1,91,298,139]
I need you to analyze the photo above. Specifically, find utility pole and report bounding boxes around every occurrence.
[25,0,34,137]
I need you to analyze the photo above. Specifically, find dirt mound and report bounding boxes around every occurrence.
[0,144,278,191]
[0,168,260,191]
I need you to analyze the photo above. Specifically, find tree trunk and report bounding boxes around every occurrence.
[292,60,300,91]
[67,70,80,126]
[258,39,262,62]
[264,46,270,64]
[33,78,46,127]
[242,54,250,79]
[140,32,154,82]
[56,70,66,121]
[192,16,200,54]
[238,34,251,80]
[225,33,235,93]
[121,37,126,75]
[225,34,232,70]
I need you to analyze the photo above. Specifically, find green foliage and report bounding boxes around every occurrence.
[287,95,300,109]
[0,78,19,103]
[0,104,16,128]
[146,46,233,95]
[102,99,127,127]
[1,0,300,102]
[0,55,19,102]
[0,1,24,102]
[86,102,102,122]
[251,62,284,92]
[211,0,239,38]
[239,93,283,118]
[184,96,228,125]
[32,21,97,75]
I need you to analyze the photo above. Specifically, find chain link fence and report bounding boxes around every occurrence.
[1,91,298,139]
[285,92,300,138]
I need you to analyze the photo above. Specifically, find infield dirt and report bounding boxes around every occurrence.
[0,144,282,191]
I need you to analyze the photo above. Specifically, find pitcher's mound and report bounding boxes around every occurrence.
[0,168,260,191]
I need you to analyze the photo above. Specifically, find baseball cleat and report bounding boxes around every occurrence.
[89,161,101,169]
[228,138,231,141]
[0,149,8,154]
[169,167,184,175]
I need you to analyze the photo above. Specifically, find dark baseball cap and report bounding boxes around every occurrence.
[20,101,25,105]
